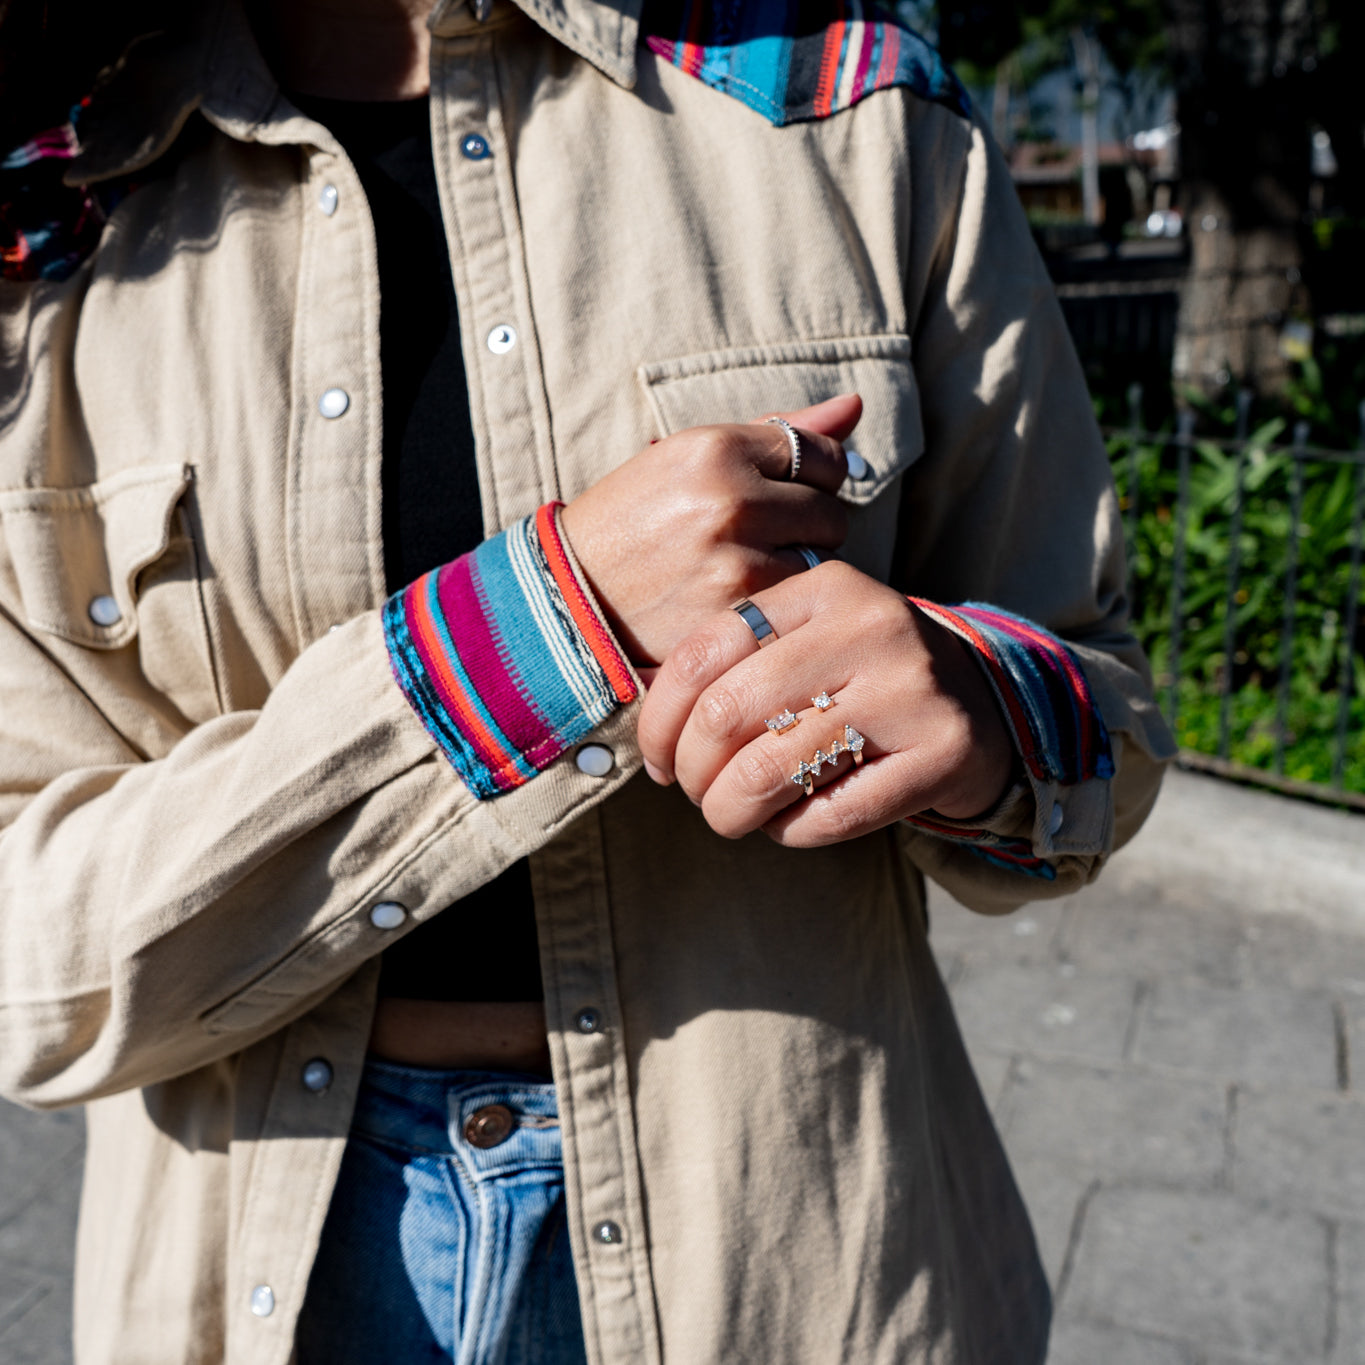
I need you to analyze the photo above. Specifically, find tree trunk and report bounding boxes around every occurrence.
[1166,0,1317,395]
[1072,27,1102,228]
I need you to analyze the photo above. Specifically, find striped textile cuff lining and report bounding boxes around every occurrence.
[909,599,1115,788]
[903,599,1115,877]
[382,503,637,799]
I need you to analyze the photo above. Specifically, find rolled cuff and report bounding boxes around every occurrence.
[383,503,637,798]
[904,598,1117,876]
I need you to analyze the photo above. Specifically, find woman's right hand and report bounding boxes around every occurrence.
[560,393,861,668]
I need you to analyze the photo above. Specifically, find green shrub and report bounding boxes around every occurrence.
[1109,418,1365,791]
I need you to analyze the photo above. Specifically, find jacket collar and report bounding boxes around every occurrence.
[430,0,641,87]
[66,0,641,185]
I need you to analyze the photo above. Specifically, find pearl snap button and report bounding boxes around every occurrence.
[369,901,407,930]
[318,183,338,215]
[845,449,869,480]
[461,133,490,160]
[250,1285,274,1318]
[487,324,517,354]
[575,1008,601,1034]
[575,745,614,778]
[1049,805,1065,835]
[464,1104,515,1148]
[301,1059,333,1093]
[318,387,350,419]
[593,1220,623,1245]
[87,595,121,627]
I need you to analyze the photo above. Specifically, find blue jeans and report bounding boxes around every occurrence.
[296,1059,589,1365]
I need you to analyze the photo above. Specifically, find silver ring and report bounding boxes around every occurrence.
[731,598,777,648]
[764,416,802,481]
[793,545,821,571]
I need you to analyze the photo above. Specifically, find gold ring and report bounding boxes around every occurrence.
[790,727,866,797]
[766,710,800,735]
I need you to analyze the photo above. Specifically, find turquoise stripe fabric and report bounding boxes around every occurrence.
[383,508,635,798]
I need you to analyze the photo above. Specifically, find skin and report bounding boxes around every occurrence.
[261,2,1013,1070]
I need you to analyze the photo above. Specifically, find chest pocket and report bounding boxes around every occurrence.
[0,464,221,726]
[637,334,922,582]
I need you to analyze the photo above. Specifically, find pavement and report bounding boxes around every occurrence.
[2,768,1364,1364]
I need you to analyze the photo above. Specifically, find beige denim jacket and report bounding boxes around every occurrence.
[0,1,1173,1360]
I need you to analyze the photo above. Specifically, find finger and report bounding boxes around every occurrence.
[746,482,847,552]
[744,420,849,494]
[637,570,826,784]
[761,749,929,848]
[694,682,876,837]
[670,637,854,804]
[764,392,863,443]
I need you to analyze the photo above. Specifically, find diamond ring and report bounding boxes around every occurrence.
[790,726,866,797]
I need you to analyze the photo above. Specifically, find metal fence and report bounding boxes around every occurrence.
[1109,385,1365,811]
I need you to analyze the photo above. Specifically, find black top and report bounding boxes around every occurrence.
[295,95,542,1002]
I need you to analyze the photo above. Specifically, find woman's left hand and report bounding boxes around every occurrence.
[636,561,1017,847]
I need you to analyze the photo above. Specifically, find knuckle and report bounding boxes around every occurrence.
[863,588,911,633]
[822,793,866,842]
[695,685,748,746]
[733,742,788,799]
[670,629,726,689]
[693,425,745,471]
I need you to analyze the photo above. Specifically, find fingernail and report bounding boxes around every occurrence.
[643,759,672,786]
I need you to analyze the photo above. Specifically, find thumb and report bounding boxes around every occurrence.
[755,392,863,442]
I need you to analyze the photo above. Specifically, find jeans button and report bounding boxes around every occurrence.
[464,1104,515,1148]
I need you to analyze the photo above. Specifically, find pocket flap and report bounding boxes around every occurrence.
[637,334,922,506]
[0,464,193,649]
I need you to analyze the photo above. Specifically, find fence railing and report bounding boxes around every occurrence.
[1109,385,1365,811]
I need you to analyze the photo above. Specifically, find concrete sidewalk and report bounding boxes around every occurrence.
[2,769,1363,1363]
[932,769,1365,1364]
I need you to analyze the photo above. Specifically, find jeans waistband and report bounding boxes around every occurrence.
[351,1057,562,1179]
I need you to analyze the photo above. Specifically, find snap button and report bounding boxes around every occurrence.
[461,133,490,160]
[575,1008,601,1035]
[592,1220,623,1245]
[487,324,517,354]
[250,1284,275,1318]
[1049,805,1065,836]
[87,595,121,627]
[845,448,869,480]
[369,901,407,930]
[318,387,350,419]
[318,183,338,215]
[301,1058,333,1093]
[464,1104,515,1148]
[575,745,614,778]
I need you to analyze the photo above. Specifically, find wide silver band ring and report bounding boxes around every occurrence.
[764,416,802,481]
[731,598,777,648]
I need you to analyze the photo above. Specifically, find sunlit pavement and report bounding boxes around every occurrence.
[933,768,1365,1365]
[3,769,1364,1363]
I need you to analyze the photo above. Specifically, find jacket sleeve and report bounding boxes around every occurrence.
[0,285,641,1110]
[891,105,1175,914]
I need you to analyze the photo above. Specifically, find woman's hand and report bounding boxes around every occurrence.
[560,395,860,667]
[636,561,1017,846]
